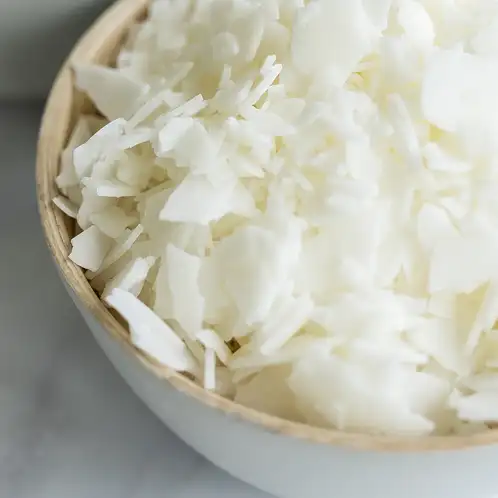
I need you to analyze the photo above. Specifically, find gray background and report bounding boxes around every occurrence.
[0,2,269,497]
[0,0,112,99]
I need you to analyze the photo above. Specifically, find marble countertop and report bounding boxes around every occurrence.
[0,103,270,498]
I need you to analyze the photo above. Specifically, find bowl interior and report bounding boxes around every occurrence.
[36,0,498,453]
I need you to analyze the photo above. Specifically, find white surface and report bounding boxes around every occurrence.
[0,103,270,498]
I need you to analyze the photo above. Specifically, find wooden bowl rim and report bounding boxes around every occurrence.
[36,0,498,452]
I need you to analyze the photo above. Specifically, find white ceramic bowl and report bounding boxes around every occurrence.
[36,1,498,497]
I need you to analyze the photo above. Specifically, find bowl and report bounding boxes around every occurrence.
[36,1,498,497]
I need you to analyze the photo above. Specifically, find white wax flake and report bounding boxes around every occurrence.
[387,93,423,169]
[348,338,428,365]
[76,187,114,230]
[197,329,232,365]
[422,50,498,133]
[53,195,78,219]
[116,154,152,190]
[256,294,314,355]
[429,233,498,294]
[168,95,207,118]
[231,337,332,371]
[214,366,235,397]
[73,119,127,180]
[213,221,302,325]
[64,186,83,207]
[173,120,223,175]
[102,256,155,299]
[105,289,197,373]
[69,226,112,272]
[463,374,498,392]
[363,0,392,30]
[407,318,467,374]
[212,32,240,61]
[234,366,300,420]
[203,348,217,390]
[423,143,471,173]
[245,57,283,107]
[153,251,174,320]
[311,292,409,341]
[57,117,93,190]
[90,206,135,238]
[95,179,140,198]
[417,203,459,252]
[89,224,144,278]
[289,355,438,435]
[397,0,434,47]
[471,15,498,55]
[155,117,193,156]
[466,281,498,354]
[428,292,456,319]
[127,90,183,129]
[74,64,148,120]
[198,255,230,325]
[117,127,154,150]
[165,244,205,338]
[454,391,498,422]
[165,62,195,88]
[291,0,379,86]
[159,175,237,225]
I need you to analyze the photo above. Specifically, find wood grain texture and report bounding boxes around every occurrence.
[36,0,498,452]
